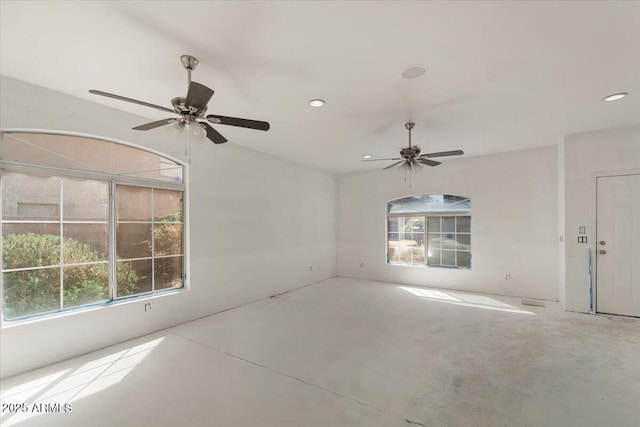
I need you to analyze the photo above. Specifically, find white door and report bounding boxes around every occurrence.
[596,174,640,317]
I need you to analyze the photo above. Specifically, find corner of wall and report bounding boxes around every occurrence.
[558,143,566,309]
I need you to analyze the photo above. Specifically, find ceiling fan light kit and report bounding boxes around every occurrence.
[89,55,270,146]
[363,122,464,176]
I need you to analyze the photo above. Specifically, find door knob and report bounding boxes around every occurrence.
[599,250,606,255]
[599,240,606,246]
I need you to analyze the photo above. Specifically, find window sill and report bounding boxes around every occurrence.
[387,262,471,270]
[1,286,187,328]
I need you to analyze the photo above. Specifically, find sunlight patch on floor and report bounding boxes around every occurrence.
[400,286,535,315]
[0,337,165,426]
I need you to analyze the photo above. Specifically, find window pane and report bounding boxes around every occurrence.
[388,217,400,233]
[427,249,441,265]
[116,186,152,222]
[2,227,60,269]
[441,250,456,266]
[412,245,425,264]
[63,224,109,261]
[411,233,424,246]
[456,234,471,250]
[457,251,471,268]
[389,195,470,214]
[442,195,470,210]
[63,178,109,221]
[2,133,112,173]
[427,216,440,232]
[457,216,471,233]
[63,264,108,308]
[154,189,183,222]
[387,245,399,263]
[2,268,60,319]
[426,194,470,212]
[388,231,400,263]
[442,233,456,249]
[154,224,183,256]
[155,256,183,290]
[387,195,426,214]
[427,233,441,251]
[398,245,412,264]
[117,259,151,297]
[112,144,182,183]
[442,217,455,233]
[401,217,414,233]
[1,133,182,183]
[410,217,425,232]
[117,223,151,259]
[2,172,60,220]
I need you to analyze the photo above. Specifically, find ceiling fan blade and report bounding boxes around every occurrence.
[417,158,441,167]
[206,115,270,131]
[200,122,228,144]
[185,82,214,110]
[89,90,175,114]
[133,118,178,131]
[363,157,402,162]
[384,160,405,170]
[422,149,464,158]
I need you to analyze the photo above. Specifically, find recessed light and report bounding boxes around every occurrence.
[309,99,325,107]
[362,154,372,159]
[603,92,628,102]
[401,65,427,80]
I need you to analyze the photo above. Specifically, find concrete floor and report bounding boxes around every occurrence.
[1,277,639,427]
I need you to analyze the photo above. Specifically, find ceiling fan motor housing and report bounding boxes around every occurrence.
[400,146,421,159]
[171,96,207,122]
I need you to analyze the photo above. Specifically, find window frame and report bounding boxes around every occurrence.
[0,130,189,324]
[386,194,471,269]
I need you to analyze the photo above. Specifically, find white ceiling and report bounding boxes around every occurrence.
[1,1,639,173]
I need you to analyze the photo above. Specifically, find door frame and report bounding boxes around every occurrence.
[590,169,640,314]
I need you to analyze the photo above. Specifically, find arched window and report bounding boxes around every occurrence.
[387,194,471,268]
[1,132,186,321]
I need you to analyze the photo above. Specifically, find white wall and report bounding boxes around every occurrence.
[0,76,337,378]
[563,125,640,313]
[338,146,559,300]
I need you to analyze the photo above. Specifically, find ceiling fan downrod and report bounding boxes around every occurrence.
[180,55,198,88]
[405,122,415,148]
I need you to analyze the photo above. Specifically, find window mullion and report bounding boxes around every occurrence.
[151,189,155,292]
[59,177,64,310]
[109,181,116,300]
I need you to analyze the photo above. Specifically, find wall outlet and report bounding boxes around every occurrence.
[144,303,151,312]
[506,274,511,280]
[360,262,364,268]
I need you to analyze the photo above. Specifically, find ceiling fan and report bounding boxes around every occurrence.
[364,122,463,173]
[89,55,270,144]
